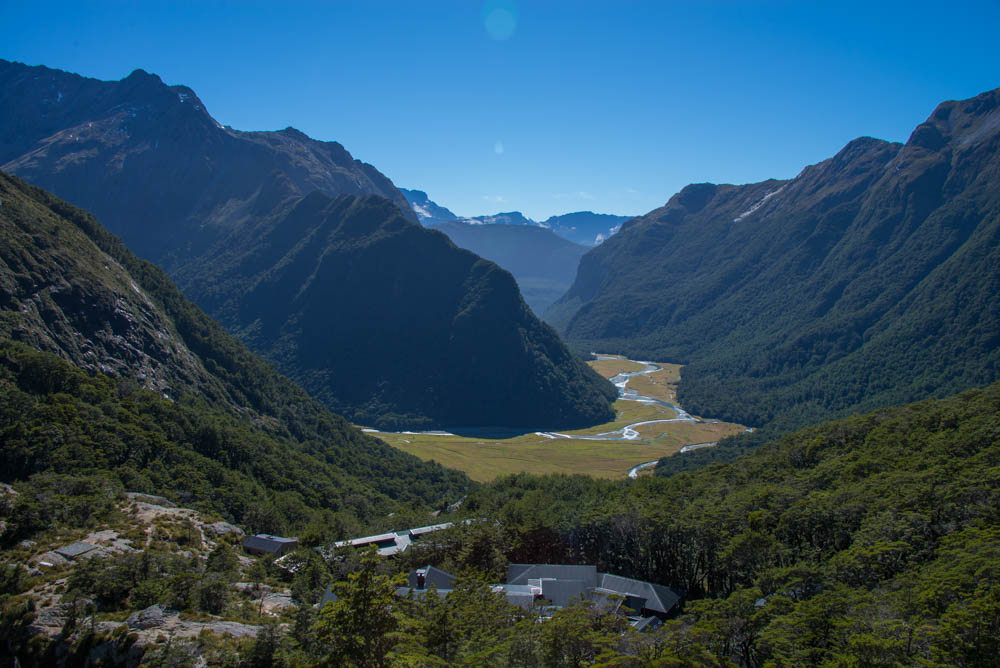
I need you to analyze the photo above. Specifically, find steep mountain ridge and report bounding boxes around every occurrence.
[0,171,469,520]
[178,192,616,429]
[551,87,1000,431]
[0,60,416,266]
[400,187,460,224]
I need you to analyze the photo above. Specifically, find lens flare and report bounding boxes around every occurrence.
[483,1,517,41]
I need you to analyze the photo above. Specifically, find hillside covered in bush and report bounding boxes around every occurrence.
[550,87,1000,439]
[0,171,469,531]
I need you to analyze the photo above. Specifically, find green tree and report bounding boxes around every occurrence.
[291,549,329,606]
[313,550,403,667]
[205,543,240,578]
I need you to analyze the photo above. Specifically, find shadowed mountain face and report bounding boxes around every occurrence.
[1,60,615,430]
[551,87,1000,432]
[0,59,416,268]
[428,221,589,315]
[184,193,616,430]
[0,171,470,516]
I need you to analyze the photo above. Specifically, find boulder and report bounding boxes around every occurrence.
[205,521,243,537]
[126,604,173,630]
[126,492,176,507]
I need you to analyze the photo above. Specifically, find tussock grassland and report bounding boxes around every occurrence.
[372,356,744,481]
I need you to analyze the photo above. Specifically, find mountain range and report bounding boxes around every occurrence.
[0,60,416,265]
[0,60,615,430]
[542,211,634,246]
[400,187,634,246]
[550,86,1000,434]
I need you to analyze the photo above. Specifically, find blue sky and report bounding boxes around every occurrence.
[3,1,999,220]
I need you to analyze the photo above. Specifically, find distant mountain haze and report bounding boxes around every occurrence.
[399,188,459,224]
[2,60,616,430]
[552,86,1000,433]
[541,211,635,246]
[427,221,589,315]
[401,188,634,313]
[400,187,634,246]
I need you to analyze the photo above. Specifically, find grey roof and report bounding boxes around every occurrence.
[407,565,456,590]
[409,522,454,537]
[54,542,98,559]
[597,574,681,615]
[334,531,398,548]
[505,564,682,616]
[332,531,406,555]
[331,522,454,557]
[243,534,298,553]
[541,578,587,607]
[320,586,337,608]
[493,584,537,609]
[507,564,598,587]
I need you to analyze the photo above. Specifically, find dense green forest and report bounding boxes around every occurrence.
[0,340,465,534]
[3,377,997,664]
[550,88,1000,443]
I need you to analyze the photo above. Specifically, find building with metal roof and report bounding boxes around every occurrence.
[502,564,683,620]
[242,534,299,556]
[330,522,456,557]
[54,542,99,560]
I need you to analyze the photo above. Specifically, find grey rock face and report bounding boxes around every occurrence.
[126,604,172,630]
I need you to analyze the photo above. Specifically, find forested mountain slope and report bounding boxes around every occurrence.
[181,192,616,429]
[0,171,468,530]
[428,221,589,315]
[460,381,1000,665]
[551,87,1000,432]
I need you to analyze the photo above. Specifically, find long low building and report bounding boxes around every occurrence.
[329,521,457,556]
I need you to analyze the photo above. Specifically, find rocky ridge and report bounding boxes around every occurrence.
[0,59,416,268]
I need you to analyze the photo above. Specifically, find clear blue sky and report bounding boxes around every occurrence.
[3,1,999,220]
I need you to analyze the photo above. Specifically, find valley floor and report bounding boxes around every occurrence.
[365,355,745,481]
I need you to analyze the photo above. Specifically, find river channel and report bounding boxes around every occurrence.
[363,355,722,478]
